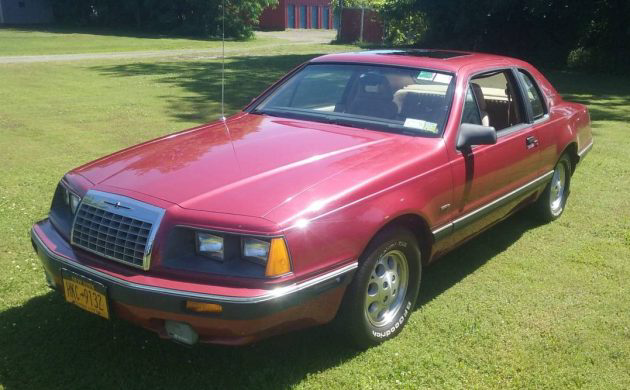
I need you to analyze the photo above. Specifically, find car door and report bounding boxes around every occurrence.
[515,68,556,175]
[446,68,544,243]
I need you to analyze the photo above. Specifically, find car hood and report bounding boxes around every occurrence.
[74,113,415,223]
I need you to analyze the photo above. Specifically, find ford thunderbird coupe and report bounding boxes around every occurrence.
[31,49,592,347]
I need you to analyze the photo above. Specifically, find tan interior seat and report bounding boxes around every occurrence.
[346,72,398,120]
[471,83,490,127]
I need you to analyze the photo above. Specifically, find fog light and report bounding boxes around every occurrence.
[164,320,199,345]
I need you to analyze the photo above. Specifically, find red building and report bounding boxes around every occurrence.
[338,8,383,44]
[259,0,334,30]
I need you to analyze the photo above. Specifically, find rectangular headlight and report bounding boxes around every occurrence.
[242,237,270,264]
[196,232,224,260]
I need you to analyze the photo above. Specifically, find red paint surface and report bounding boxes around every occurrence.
[50,51,591,343]
[69,50,592,283]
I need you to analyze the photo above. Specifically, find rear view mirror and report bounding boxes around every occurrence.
[457,123,497,150]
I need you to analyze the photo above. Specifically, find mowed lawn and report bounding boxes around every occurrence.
[0,27,284,56]
[0,36,629,389]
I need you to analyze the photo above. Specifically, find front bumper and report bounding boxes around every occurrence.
[31,219,356,345]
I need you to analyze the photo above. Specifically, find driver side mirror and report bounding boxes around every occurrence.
[457,123,497,150]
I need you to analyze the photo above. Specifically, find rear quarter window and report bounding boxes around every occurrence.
[518,70,547,120]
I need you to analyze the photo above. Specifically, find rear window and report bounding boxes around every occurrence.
[252,64,456,137]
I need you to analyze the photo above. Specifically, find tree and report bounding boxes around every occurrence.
[51,0,278,40]
[381,0,630,71]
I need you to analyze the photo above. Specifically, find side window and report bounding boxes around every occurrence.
[518,70,547,120]
[462,85,482,125]
[470,70,526,131]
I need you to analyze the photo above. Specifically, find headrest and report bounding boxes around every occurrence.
[471,83,487,110]
[357,72,392,97]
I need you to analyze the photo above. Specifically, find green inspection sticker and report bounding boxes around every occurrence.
[424,122,438,133]
[417,71,436,81]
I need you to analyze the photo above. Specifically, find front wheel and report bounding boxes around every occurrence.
[534,154,572,222]
[336,226,421,348]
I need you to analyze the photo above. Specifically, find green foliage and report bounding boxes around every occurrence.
[50,0,278,39]
[380,0,426,46]
[382,0,630,71]
[331,0,386,10]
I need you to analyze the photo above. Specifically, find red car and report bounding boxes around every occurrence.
[31,50,592,347]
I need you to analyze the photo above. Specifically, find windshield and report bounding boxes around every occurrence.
[251,63,455,136]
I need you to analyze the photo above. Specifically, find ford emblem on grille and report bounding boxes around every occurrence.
[104,200,131,210]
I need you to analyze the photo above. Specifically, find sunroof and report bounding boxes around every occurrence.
[370,49,468,59]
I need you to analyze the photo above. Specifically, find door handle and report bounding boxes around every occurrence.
[526,136,539,149]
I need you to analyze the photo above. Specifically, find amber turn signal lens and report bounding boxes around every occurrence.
[265,238,291,277]
[185,301,223,313]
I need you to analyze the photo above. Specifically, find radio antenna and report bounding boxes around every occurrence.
[220,0,226,121]
[220,0,241,170]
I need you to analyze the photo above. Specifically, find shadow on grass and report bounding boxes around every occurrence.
[89,57,630,127]
[0,210,542,389]
[89,54,319,124]
[418,208,542,307]
[545,70,630,122]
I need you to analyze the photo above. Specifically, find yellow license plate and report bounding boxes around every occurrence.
[62,271,110,319]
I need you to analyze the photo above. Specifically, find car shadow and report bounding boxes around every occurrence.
[545,70,630,122]
[0,209,543,389]
[417,208,543,307]
[89,54,324,124]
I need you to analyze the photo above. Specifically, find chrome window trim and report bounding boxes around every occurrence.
[33,228,357,304]
[70,190,165,271]
[431,170,554,237]
[455,66,532,154]
[515,67,550,123]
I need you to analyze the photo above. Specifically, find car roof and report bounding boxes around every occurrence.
[310,49,522,73]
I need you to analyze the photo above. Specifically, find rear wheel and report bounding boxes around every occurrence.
[336,226,421,348]
[534,154,572,222]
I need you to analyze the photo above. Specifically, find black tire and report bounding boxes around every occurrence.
[534,154,572,222]
[336,226,421,349]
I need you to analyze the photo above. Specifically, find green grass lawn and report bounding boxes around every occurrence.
[0,40,629,389]
[0,27,284,56]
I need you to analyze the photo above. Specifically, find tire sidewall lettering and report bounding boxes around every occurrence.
[371,301,412,339]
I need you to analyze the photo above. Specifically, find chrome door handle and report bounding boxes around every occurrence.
[526,136,539,149]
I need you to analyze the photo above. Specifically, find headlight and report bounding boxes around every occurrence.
[243,237,291,277]
[69,193,81,214]
[61,184,81,214]
[196,232,224,260]
[242,237,270,264]
[164,228,291,277]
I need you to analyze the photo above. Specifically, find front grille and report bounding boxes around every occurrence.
[71,191,164,270]
[73,204,152,267]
